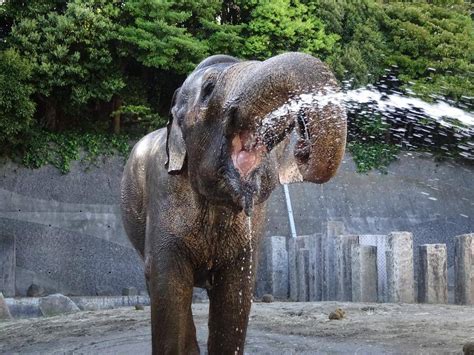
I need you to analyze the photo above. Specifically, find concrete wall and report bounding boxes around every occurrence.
[0,151,472,296]
[264,153,473,281]
[0,157,145,296]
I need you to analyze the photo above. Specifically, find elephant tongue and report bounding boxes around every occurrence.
[236,151,257,175]
[231,132,263,177]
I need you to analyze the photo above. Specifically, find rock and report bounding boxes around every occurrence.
[39,294,80,317]
[0,292,12,321]
[27,284,45,297]
[135,304,144,311]
[464,342,474,355]
[261,294,274,303]
[329,308,346,320]
[122,287,138,296]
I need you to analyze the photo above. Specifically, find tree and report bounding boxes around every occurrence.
[117,0,245,121]
[0,0,472,169]
[383,2,474,100]
[241,0,338,60]
[6,0,125,130]
[118,0,210,74]
[309,0,388,87]
[0,49,35,152]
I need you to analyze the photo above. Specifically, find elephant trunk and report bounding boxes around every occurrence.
[225,52,347,184]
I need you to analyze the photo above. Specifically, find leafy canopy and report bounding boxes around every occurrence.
[0,0,472,172]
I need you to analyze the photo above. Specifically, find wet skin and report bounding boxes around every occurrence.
[121,52,347,354]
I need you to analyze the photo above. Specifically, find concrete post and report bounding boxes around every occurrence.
[359,235,388,302]
[418,244,448,304]
[454,234,474,305]
[265,236,289,299]
[297,248,310,302]
[288,237,298,301]
[386,232,415,303]
[335,235,359,301]
[0,235,15,297]
[311,234,323,302]
[293,234,322,301]
[351,245,378,302]
[322,221,345,301]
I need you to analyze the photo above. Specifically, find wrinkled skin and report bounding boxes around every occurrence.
[121,52,347,354]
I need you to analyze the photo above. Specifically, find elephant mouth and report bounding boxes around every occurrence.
[230,131,267,178]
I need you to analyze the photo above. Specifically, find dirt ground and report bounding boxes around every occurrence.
[1,301,473,354]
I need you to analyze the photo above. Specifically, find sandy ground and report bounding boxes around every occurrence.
[1,301,473,354]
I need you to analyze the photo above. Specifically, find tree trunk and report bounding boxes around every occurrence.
[44,99,57,131]
[113,97,123,134]
[37,94,58,131]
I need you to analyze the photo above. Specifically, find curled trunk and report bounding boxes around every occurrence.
[225,52,347,184]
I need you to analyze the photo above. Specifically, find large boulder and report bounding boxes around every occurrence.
[0,292,12,321]
[39,294,80,317]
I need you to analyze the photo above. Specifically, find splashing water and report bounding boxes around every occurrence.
[256,82,473,161]
[344,88,474,127]
[247,216,254,286]
[261,88,473,128]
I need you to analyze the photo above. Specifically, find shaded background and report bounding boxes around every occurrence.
[1,151,472,296]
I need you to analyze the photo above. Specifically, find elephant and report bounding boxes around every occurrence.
[120,52,347,354]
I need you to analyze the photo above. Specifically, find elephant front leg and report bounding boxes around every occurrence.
[207,254,256,355]
[148,254,199,355]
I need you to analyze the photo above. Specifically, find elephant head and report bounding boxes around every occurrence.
[166,52,347,215]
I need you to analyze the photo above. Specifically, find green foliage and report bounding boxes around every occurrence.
[0,0,472,173]
[0,49,35,149]
[348,142,399,174]
[8,0,125,109]
[118,0,209,73]
[311,0,388,86]
[115,104,167,133]
[22,130,131,174]
[382,2,473,100]
[363,118,389,139]
[347,113,399,173]
[203,20,245,57]
[242,0,338,59]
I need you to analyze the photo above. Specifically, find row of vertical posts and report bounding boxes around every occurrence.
[262,225,473,305]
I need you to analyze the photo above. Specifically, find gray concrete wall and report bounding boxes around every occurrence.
[267,153,473,246]
[264,152,474,283]
[0,151,473,296]
[0,157,145,296]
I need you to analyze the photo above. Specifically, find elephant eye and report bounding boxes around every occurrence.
[201,80,215,103]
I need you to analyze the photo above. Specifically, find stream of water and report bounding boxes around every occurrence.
[257,82,473,161]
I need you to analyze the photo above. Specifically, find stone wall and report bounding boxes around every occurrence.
[0,151,472,296]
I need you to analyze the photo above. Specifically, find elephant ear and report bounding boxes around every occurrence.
[165,88,186,174]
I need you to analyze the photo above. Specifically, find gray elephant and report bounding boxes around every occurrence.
[121,52,346,354]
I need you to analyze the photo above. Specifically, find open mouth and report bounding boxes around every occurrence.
[230,131,266,178]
